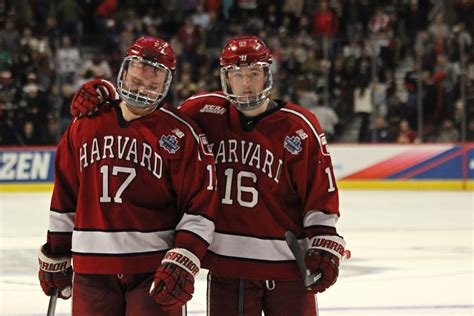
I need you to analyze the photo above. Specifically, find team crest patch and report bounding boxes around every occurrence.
[159,135,180,153]
[284,136,302,155]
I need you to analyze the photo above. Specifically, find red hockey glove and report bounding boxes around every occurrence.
[304,235,345,293]
[38,244,72,299]
[149,248,200,310]
[70,79,117,117]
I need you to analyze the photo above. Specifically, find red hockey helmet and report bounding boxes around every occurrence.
[219,35,272,66]
[219,36,273,111]
[117,36,176,110]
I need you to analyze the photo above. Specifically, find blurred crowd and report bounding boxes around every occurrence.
[1,0,473,146]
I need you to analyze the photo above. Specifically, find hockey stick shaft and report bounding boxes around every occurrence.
[47,288,58,316]
[284,231,321,287]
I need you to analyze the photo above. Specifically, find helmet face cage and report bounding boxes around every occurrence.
[117,56,172,110]
[220,62,273,110]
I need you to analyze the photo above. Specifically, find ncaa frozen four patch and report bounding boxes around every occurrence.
[159,135,180,153]
[284,136,302,155]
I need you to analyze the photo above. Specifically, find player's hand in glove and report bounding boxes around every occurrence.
[149,248,200,310]
[70,79,117,117]
[304,235,346,293]
[38,244,73,299]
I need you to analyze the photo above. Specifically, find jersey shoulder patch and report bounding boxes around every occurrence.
[280,104,330,156]
[159,134,180,154]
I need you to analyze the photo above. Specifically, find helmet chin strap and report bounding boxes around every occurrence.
[119,100,159,121]
[237,98,270,117]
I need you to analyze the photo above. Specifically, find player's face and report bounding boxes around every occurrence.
[220,61,273,113]
[227,65,266,99]
[122,60,167,100]
[117,56,173,111]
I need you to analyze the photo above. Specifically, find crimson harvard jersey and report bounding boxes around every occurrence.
[179,92,340,280]
[47,102,218,274]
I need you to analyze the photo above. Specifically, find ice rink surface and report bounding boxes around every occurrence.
[0,190,472,315]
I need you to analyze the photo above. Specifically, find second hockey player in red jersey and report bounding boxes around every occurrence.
[180,36,345,316]
[38,36,218,315]
[70,35,346,316]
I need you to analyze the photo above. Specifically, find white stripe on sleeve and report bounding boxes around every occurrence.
[48,211,75,232]
[303,211,338,228]
[176,213,215,244]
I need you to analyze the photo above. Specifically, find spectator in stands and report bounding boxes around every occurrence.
[404,0,428,51]
[20,82,49,129]
[396,119,419,144]
[21,120,41,145]
[343,33,362,59]
[295,78,317,105]
[56,0,83,41]
[20,27,39,55]
[59,84,75,134]
[0,110,23,145]
[429,53,458,122]
[340,0,368,39]
[312,0,338,58]
[204,11,225,61]
[175,71,199,104]
[311,99,340,142]
[365,116,395,143]
[94,0,118,43]
[353,78,373,142]
[0,70,19,110]
[368,6,393,70]
[283,0,304,18]
[79,52,113,80]
[176,17,202,74]
[428,13,452,41]
[42,114,61,145]
[206,0,221,15]
[0,19,20,54]
[56,35,81,85]
[119,23,136,56]
[436,119,459,142]
[313,0,338,38]
[192,4,210,29]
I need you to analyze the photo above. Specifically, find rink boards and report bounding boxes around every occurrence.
[0,144,473,191]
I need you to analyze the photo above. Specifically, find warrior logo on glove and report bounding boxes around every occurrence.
[149,248,200,311]
[305,235,346,293]
[38,244,73,300]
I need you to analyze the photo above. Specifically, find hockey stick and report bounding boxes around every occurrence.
[284,231,322,287]
[47,288,58,316]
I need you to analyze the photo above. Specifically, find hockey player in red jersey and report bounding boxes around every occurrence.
[38,36,218,315]
[70,35,345,316]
